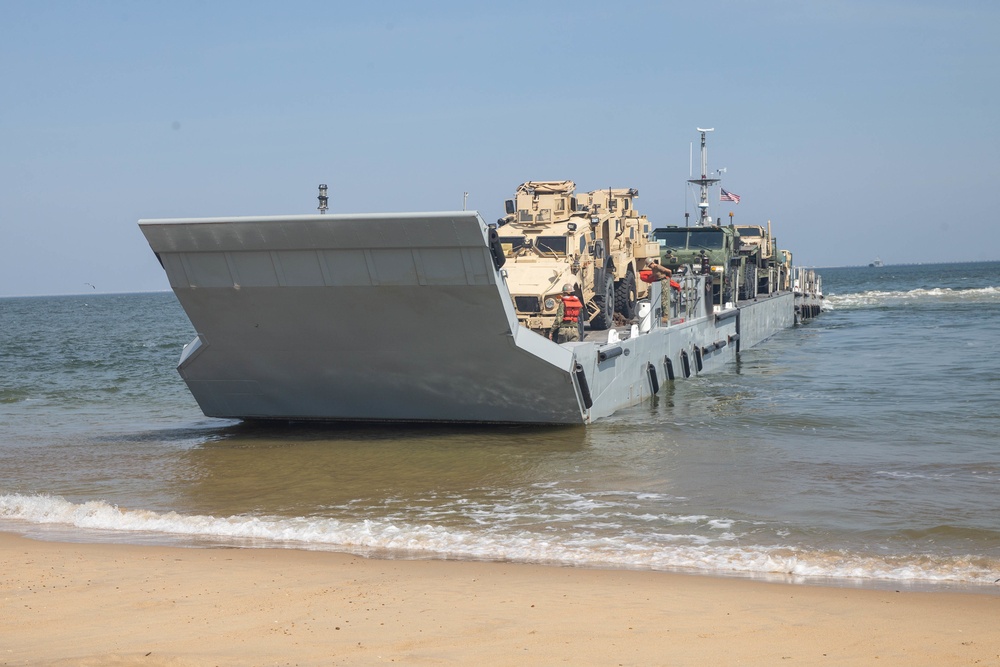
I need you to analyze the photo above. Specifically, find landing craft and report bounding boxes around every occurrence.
[139,131,823,425]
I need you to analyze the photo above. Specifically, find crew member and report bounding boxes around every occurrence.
[644,260,673,321]
[549,284,583,343]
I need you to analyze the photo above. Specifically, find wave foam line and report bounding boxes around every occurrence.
[827,286,1000,309]
[2,494,997,586]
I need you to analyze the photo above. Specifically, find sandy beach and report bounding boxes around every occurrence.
[1,532,997,666]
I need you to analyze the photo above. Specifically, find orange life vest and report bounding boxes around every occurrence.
[561,295,582,322]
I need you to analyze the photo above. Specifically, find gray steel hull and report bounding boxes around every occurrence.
[140,212,804,425]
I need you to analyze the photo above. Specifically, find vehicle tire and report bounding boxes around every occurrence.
[740,264,757,300]
[614,271,637,319]
[592,274,615,330]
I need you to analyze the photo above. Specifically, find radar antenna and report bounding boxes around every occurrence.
[688,129,719,226]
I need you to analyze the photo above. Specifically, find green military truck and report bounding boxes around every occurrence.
[651,224,750,304]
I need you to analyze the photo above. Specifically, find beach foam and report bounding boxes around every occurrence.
[3,492,997,588]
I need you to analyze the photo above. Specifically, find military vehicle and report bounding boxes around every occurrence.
[776,248,794,291]
[496,181,661,335]
[734,222,776,295]
[651,224,747,304]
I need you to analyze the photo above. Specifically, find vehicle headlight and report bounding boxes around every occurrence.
[711,265,724,273]
[544,298,557,310]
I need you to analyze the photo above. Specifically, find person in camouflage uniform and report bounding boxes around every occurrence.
[549,284,583,343]
[646,260,672,321]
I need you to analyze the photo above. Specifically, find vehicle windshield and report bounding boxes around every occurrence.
[536,236,567,255]
[500,236,526,254]
[737,228,762,237]
[652,229,688,248]
[653,228,724,250]
[686,230,725,249]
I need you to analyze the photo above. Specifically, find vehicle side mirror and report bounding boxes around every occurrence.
[505,199,515,215]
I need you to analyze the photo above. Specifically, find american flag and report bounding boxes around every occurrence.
[720,188,741,203]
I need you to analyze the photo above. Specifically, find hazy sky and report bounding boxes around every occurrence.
[2,1,997,297]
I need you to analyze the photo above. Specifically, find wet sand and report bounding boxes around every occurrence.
[2,532,998,666]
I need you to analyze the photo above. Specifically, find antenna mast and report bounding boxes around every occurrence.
[688,128,719,226]
[317,184,329,214]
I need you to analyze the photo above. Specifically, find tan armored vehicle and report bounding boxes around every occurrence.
[496,181,661,335]
[776,248,794,291]
[735,222,777,296]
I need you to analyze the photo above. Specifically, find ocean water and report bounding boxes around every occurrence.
[2,261,999,591]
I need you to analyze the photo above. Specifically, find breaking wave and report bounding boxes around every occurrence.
[3,493,998,589]
[825,286,1000,310]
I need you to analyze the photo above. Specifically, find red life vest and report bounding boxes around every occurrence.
[561,295,582,322]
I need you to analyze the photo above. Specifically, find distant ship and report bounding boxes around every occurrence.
[869,257,884,268]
